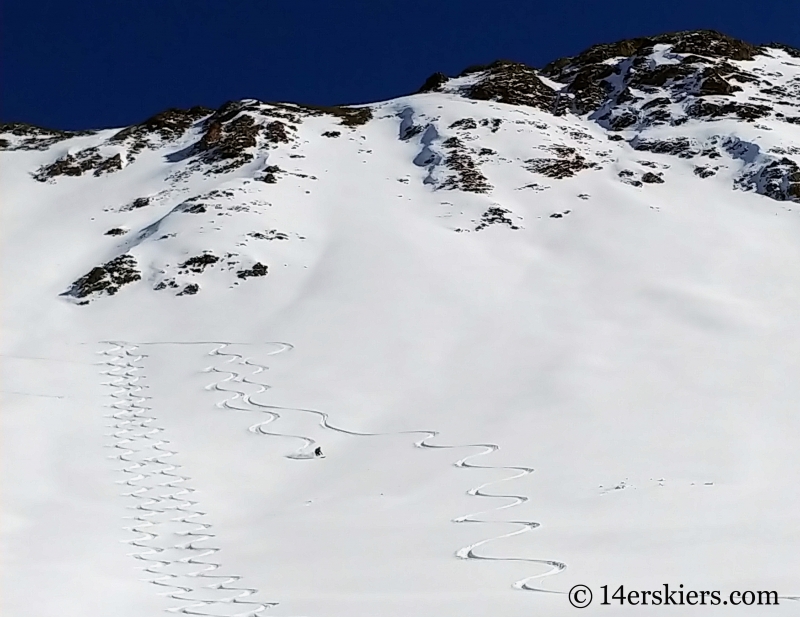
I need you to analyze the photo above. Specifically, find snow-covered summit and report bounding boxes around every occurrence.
[3,30,799,305]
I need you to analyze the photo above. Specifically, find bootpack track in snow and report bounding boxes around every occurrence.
[100,342,275,617]
[99,339,566,614]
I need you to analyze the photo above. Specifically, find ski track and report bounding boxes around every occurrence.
[201,341,566,593]
[99,342,276,617]
[100,338,566,610]
[97,339,800,606]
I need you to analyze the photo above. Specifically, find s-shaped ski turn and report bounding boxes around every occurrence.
[99,342,275,617]
[202,341,567,593]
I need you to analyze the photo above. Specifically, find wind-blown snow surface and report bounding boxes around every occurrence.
[4,43,800,616]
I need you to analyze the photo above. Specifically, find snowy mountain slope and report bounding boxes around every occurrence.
[3,30,800,616]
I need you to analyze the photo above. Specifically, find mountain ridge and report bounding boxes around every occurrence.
[4,29,800,137]
[2,27,800,305]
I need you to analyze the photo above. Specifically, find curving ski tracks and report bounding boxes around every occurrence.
[100,342,275,616]
[100,338,565,612]
[201,342,566,593]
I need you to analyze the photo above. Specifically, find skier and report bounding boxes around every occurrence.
[314,446,323,457]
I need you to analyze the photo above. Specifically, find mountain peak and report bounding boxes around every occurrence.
[418,60,557,112]
[545,29,764,74]
[2,28,800,304]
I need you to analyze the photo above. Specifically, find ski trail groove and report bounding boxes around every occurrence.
[99,342,276,617]
[201,341,566,593]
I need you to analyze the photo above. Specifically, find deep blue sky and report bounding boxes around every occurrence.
[2,1,798,130]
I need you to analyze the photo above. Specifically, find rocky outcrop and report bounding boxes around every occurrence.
[461,61,557,112]
[538,30,784,126]
[63,254,141,301]
[418,61,557,112]
[735,155,800,202]
[0,122,93,151]
[415,30,793,131]
[178,253,220,274]
[525,146,598,179]
[33,148,124,181]
[110,106,212,148]
[475,206,519,231]
[236,262,268,279]
[440,137,492,193]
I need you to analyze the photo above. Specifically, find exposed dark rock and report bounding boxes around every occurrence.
[154,278,180,291]
[694,166,718,178]
[461,61,556,112]
[642,97,672,110]
[261,164,283,183]
[182,203,207,214]
[260,100,373,128]
[105,227,127,236]
[179,253,220,273]
[697,69,742,96]
[331,106,372,127]
[264,120,290,144]
[34,150,100,179]
[177,283,199,296]
[295,104,373,127]
[765,43,800,59]
[400,124,424,140]
[544,39,644,79]
[110,106,211,145]
[563,64,617,115]
[418,72,449,93]
[615,87,638,104]
[0,122,92,151]
[449,118,478,130]
[237,262,269,279]
[526,146,597,179]
[641,171,665,184]
[544,31,762,82]
[176,189,233,215]
[618,169,643,187]
[737,157,800,202]
[769,146,800,156]
[154,278,179,291]
[606,110,639,130]
[534,30,781,124]
[33,148,125,181]
[475,206,519,231]
[63,254,141,299]
[120,196,151,211]
[630,63,696,89]
[93,153,123,176]
[439,137,492,193]
[248,230,289,240]
[631,137,701,158]
[479,118,503,132]
[322,130,341,138]
[196,114,261,172]
[685,100,771,121]
[667,30,761,60]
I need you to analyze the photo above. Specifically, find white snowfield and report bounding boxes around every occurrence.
[3,34,800,616]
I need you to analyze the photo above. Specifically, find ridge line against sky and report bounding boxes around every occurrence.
[2,0,799,131]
